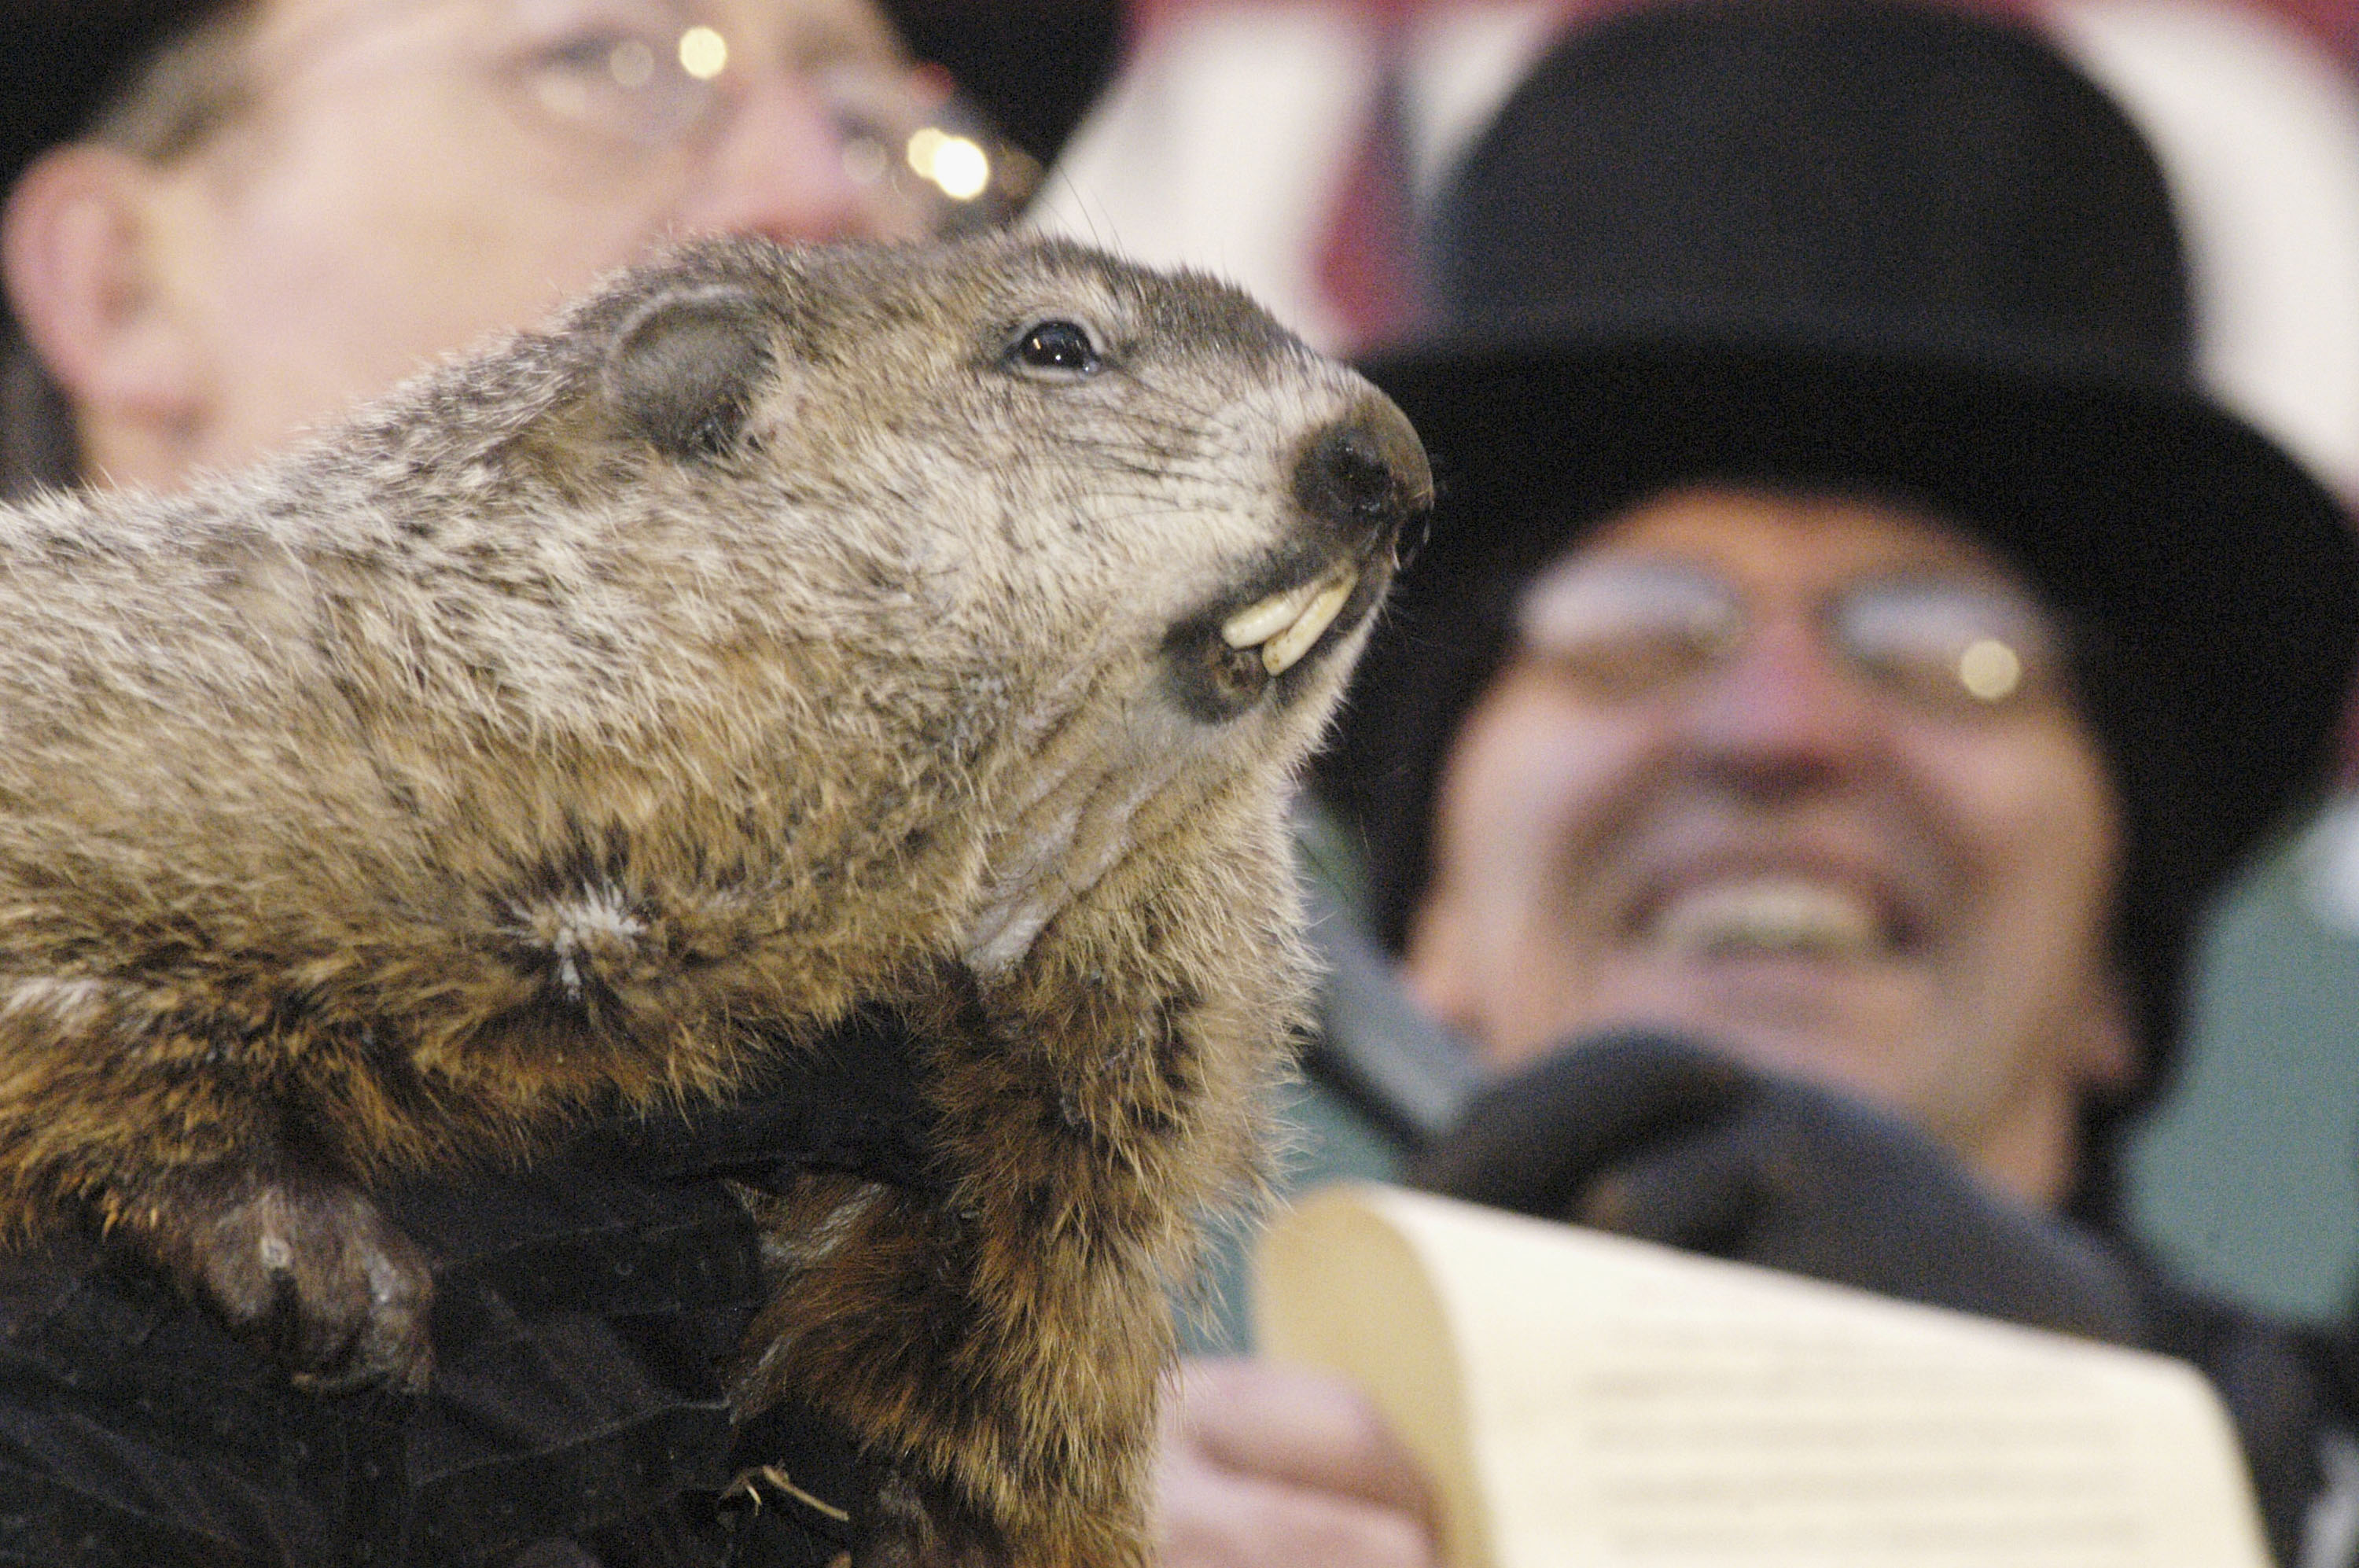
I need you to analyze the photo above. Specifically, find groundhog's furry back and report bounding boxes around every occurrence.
[0,233,1427,1564]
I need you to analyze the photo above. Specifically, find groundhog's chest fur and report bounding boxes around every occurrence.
[0,234,1426,1565]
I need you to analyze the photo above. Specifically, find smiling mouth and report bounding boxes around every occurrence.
[1219,566,1361,677]
[1645,878,1904,961]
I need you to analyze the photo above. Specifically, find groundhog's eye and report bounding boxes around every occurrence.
[1008,320,1103,378]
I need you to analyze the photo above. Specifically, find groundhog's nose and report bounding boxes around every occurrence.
[1294,395,1432,552]
[1164,393,1429,727]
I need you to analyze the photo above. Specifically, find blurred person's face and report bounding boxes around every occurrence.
[13,0,936,484]
[1400,487,2133,1207]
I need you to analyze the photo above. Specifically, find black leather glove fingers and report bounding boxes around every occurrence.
[1411,1030,2150,1344]
[1563,1111,1775,1258]
[1407,1030,1749,1217]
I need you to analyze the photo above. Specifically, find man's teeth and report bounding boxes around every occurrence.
[1651,879,1885,959]
[1221,569,1359,676]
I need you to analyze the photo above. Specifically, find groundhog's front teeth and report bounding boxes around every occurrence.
[1222,567,1360,675]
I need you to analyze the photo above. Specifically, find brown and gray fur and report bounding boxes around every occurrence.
[0,232,1426,1563]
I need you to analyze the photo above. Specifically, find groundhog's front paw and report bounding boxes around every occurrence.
[138,1167,434,1393]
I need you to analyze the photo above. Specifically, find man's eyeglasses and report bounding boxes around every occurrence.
[1514,556,2066,716]
[111,0,1036,239]
[496,2,1036,232]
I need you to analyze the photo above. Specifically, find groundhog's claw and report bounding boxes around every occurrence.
[143,1169,434,1393]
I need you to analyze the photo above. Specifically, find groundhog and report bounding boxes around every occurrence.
[0,232,1426,1565]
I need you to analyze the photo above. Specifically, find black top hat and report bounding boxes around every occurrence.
[1321,0,2359,1107]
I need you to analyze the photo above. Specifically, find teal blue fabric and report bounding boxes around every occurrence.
[1181,1069,1410,1356]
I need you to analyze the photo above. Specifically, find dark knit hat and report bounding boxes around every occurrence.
[1318,0,2359,1118]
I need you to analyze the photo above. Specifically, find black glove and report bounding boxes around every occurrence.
[1406,1029,2149,1344]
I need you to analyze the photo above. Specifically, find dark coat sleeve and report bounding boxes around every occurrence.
[0,1161,782,1568]
[0,1011,940,1568]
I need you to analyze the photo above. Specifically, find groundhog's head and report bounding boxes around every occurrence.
[439,233,1430,974]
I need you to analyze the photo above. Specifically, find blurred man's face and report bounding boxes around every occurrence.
[106,0,937,476]
[1402,487,2132,1206]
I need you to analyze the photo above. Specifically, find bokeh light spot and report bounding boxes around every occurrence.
[678,27,727,81]
[1958,638,2022,702]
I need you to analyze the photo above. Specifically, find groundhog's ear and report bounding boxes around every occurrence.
[602,285,779,460]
